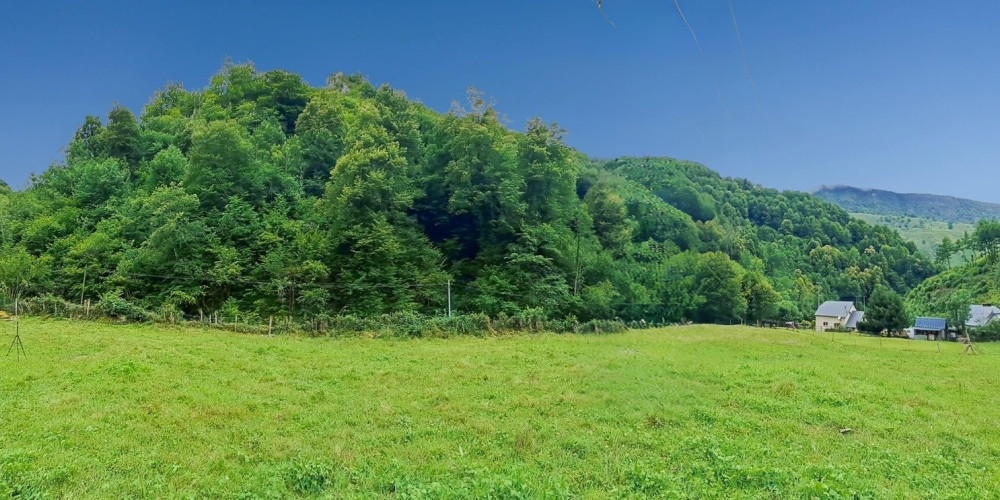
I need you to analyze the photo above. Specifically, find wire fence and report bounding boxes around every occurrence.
[1,276,994,353]
[0,268,701,337]
[2,302,993,362]
[802,328,987,355]
[0,292,646,338]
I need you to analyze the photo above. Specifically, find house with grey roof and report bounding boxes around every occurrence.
[967,304,1000,329]
[815,301,858,332]
[845,310,865,331]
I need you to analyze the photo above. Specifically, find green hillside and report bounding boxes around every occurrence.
[850,213,973,263]
[815,186,1000,224]
[2,319,998,497]
[906,258,1000,314]
[0,64,935,326]
[903,219,1000,337]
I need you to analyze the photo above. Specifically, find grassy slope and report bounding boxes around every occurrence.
[2,320,999,498]
[852,212,973,261]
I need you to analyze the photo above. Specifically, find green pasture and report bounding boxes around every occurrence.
[1,320,998,498]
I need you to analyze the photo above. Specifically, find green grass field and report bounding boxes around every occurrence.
[2,320,999,498]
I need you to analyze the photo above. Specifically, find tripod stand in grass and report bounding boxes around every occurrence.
[6,320,25,359]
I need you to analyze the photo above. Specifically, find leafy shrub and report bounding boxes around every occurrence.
[970,321,1000,342]
[324,312,493,338]
[492,308,549,332]
[218,298,241,319]
[327,314,373,334]
[3,291,632,338]
[19,294,86,319]
[577,319,627,334]
[423,313,492,337]
[154,303,184,324]
[320,312,626,338]
[97,292,154,322]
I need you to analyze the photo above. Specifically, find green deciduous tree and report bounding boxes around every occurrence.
[0,245,49,309]
[325,103,445,314]
[935,237,955,268]
[742,271,780,323]
[66,159,129,209]
[139,145,189,191]
[585,182,631,251]
[973,219,1000,263]
[942,288,974,337]
[694,252,746,323]
[102,104,142,174]
[67,115,104,162]
[185,120,265,209]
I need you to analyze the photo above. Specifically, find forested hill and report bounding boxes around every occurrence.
[814,186,1000,224]
[0,64,936,325]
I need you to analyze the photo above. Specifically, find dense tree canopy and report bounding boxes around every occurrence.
[0,63,937,325]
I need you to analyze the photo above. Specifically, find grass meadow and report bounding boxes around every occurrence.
[1,319,999,498]
[851,212,974,263]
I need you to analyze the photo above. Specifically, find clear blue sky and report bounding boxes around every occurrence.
[2,1,998,201]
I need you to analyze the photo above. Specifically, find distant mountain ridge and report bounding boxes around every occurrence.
[814,186,1000,224]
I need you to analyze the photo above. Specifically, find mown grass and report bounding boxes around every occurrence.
[1,319,999,498]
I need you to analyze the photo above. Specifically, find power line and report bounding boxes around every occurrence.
[671,0,733,121]
[672,0,703,56]
[727,0,762,109]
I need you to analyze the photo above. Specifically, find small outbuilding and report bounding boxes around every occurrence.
[913,317,947,341]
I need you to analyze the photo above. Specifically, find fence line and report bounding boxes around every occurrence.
[802,328,986,355]
[0,270,697,331]
[4,286,991,352]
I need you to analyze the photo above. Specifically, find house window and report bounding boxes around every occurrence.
[834,323,840,327]
[823,322,828,326]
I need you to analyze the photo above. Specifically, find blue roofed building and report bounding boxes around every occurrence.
[913,317,947,341]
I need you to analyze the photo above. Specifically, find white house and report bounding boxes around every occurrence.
[815,301,857,332]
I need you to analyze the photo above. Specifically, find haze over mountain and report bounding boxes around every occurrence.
[814,186,1000,225]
